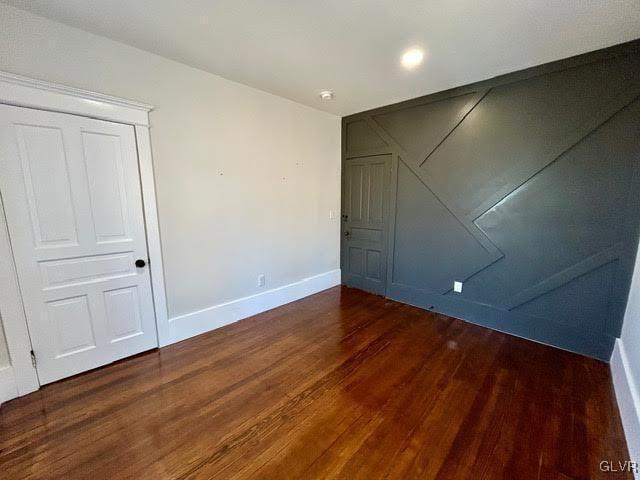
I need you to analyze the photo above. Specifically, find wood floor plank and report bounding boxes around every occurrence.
[0,286,631,479]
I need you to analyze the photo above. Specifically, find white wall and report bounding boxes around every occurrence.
[0,318,8,367]
[0,4,340,366]
[612,239,640,470]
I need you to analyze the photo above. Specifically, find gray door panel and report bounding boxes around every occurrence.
[342,155,391,295]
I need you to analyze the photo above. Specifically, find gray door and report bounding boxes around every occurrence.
[342,155,391,295]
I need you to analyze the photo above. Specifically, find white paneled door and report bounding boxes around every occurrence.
[0,104,158,385]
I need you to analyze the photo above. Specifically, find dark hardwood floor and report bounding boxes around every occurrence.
[0,286,631,479]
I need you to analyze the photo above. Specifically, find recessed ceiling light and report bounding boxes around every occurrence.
[401,48,424,69]
[319,90,334,100]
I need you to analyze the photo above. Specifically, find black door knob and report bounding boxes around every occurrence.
[135,259,146,268]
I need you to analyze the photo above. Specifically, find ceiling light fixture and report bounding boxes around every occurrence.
[319,90,334,100]
[401,48,424,69]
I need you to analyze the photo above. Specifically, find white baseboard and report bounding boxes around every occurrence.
[611,339,640,477]
[0,365,18,405]
[162,269,341,346]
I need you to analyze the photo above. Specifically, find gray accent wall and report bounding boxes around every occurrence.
[342,40,640,361]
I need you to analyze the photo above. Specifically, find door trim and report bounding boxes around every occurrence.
[0,71,168,399]
[0,71,152,126]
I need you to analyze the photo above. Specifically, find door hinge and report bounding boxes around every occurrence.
[30,349,37,368]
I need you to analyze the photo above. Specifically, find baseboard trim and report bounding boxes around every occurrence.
[163,269,341,346]
[611,339,640,474]
[0,365,18,405]
[386,282,613,361]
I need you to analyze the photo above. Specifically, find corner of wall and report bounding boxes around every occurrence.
[611,339,640,473]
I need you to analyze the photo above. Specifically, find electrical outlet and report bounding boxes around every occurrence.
[258,274,266,287]
[453,281,463,293]
[329,210,335,220]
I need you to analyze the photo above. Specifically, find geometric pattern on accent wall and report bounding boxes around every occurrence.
[343,44,640,359]
[345,119,388,151]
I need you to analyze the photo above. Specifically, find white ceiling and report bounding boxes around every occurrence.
[4,0,640,116]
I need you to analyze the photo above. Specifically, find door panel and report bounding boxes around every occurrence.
[347,163,364,223]
[47,295,96,357]
[15,124,78,247]
[82,131,131,243]
[104,286,143,342]
[40,252,134,287]
[342,155,391,295]
[0,104,158,384]
[367,162,385,226]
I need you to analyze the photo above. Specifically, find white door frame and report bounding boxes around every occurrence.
[0,71,169,399]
